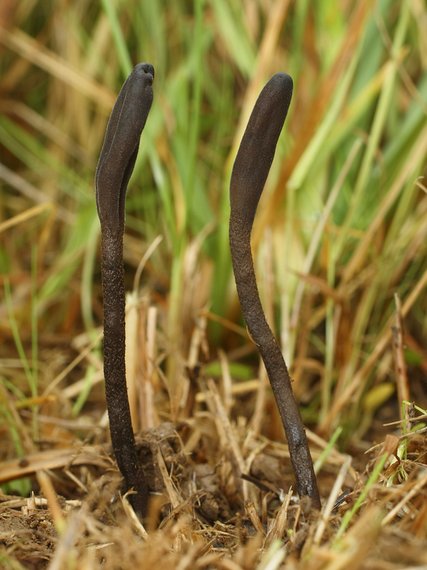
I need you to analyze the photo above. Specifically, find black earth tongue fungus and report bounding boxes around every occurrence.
[95,63,154,518]
[229,73,321,509]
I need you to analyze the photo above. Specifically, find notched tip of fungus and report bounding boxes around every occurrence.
[135,62,155,82]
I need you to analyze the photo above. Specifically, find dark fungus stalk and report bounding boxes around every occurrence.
[95,63,154,518]
[229,73,321,509]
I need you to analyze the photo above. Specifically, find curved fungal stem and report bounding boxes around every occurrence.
[229,73,321,509]
[95,63,154,518]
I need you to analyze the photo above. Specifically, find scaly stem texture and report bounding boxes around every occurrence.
[229,73,320,508]
[95,63,154,517]
[101,227,147,514]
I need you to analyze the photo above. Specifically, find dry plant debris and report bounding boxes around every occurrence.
[0,372,426,569]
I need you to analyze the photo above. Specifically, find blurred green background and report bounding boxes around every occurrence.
[0,0,426,442]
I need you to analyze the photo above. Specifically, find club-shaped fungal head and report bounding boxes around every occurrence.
[95,63,154,233]
[230,73,293,230]
[229,73,321,509]
[94,62,154,519]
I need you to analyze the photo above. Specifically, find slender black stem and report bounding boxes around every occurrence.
[95,63,154,517]
[229,73,321,508]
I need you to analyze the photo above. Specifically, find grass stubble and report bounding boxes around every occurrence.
[0,1,426,568]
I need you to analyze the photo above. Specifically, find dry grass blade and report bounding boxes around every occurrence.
[0,446,110,484]
[263,487,292,549]
[313,456,352,546]
[392,294,411,434]
[381,470,427,527]
[321,267,427,431]
[0,26,114,107]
